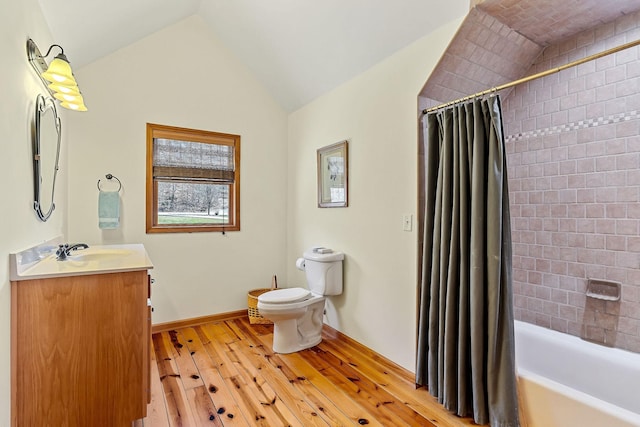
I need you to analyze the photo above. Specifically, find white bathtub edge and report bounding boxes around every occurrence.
[515,320,640,414]
[518,368,640,427]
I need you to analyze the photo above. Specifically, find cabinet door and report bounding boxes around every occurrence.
[12,270,148,427]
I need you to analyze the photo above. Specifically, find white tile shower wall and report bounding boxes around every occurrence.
[503,10,640,353]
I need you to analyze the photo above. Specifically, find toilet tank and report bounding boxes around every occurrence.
[302,248,344,296]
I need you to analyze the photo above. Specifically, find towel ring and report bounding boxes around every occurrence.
[97,174,122,192]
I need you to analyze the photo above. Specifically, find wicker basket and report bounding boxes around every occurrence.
[247,275,277,324]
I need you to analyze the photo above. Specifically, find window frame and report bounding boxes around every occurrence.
[145,123,240,233]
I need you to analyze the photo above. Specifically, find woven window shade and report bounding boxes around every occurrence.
[153,138,235,182]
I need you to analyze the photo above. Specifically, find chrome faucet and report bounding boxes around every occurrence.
[56,243,89,260]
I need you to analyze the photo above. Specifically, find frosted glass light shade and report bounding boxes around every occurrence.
[54,92,83,103]
[41,55,77,86]
[48,83,80,96]
[60,99,88,112]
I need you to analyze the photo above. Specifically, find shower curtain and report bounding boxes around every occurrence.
[416,96,519,427]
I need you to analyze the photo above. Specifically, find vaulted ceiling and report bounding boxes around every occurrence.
[37,0,640,113]
[36,0,470,112]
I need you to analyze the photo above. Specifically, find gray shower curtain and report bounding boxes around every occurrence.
[416,96,519,427]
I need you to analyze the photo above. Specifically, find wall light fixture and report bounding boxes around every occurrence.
[27,38,87,111]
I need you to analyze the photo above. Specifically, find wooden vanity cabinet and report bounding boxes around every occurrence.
[11,269,150,427]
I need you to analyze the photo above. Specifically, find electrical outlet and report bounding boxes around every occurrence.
[403,214,413,231]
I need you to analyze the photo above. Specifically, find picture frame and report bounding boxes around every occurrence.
[317,140,348,208]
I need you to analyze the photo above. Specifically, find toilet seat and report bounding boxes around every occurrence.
[258,287,311,304]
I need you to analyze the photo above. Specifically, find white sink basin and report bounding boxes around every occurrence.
[68,248,135,262]
[10,239,153,281]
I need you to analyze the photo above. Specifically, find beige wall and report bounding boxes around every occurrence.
[286,17,464,370]
[0,0,69,423]
[65,15,289,323]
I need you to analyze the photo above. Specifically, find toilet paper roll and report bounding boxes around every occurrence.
[296,258,305,271]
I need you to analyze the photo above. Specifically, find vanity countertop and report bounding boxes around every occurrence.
[10,241,154,281]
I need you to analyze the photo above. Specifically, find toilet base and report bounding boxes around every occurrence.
[272,319,322,353]
[268,299,325,353]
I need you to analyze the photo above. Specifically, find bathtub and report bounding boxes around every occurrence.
[514,320,640,427]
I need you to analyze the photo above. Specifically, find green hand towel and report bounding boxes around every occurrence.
[98,191,120,229]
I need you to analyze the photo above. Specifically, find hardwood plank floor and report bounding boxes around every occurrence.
[139,316,479,427]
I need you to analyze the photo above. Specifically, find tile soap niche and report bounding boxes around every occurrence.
[586,279,621,301]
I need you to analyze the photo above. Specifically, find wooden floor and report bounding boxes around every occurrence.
[135,316,479,427]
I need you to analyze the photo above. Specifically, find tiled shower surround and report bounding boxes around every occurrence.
[503,10,640,352]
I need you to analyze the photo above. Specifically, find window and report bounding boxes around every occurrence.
[146,123,240,233]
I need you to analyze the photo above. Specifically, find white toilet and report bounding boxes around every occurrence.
[257,247,344,353]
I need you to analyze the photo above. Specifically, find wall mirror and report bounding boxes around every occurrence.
[33,94,61,221]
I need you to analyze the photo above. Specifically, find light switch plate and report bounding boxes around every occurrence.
[403,214,413,231]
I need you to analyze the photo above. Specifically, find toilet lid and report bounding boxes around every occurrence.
[258,287,311,304]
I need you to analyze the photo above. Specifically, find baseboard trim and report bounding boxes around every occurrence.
[321,322,415,380]
[151,309,248,334]
[322,323,376,354]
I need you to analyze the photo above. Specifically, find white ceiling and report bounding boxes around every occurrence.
[37,0,470,111]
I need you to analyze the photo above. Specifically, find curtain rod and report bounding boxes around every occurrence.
[423,38,640,115]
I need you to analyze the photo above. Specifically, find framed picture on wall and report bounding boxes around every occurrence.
[317,140,348,208]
